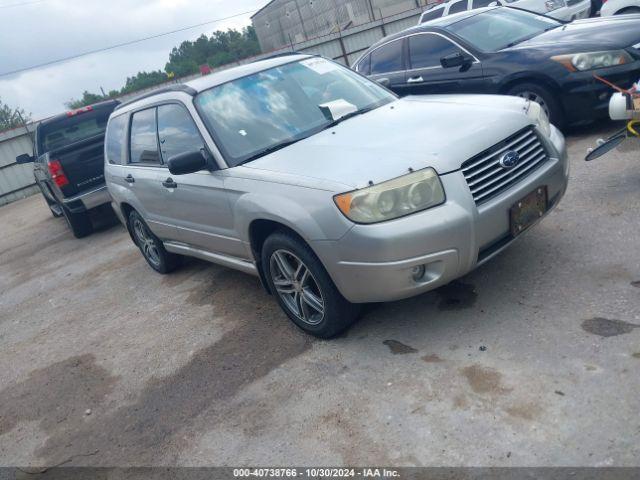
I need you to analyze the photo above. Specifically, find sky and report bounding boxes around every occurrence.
[0,0,262,120]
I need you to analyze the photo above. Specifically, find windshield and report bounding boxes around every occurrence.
[194,57,395,166]
[37,107,113,154]
[446,8,560,52]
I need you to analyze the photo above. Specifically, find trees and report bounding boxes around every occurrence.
[0,98,31,131]
[66,26,261,109]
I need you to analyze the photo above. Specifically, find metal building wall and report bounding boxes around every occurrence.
[252,0,428,52]
[0,126,39,207]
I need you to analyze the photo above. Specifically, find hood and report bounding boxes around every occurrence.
[510,16,640,52]
[243,95,532,190]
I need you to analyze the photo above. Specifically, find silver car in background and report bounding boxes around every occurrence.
[104,54,569,338]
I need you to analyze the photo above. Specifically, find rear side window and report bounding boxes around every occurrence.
[105,114,127,165]
[129,108,160,164]
[370,40,403,74]
[408,34,463,69]
[355,54,371,75]
[448,0,468,13]
[472,0,494,7]
[421,6,444,22]
[157,104,205,163]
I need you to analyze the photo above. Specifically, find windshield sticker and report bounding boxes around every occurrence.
[301,57,338,75]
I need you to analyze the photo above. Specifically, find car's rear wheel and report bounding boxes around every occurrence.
[61,204,93,238]
[38,184,63,218]
[128,210,180,274]
[507,83,565,130]
[262,231,360,338]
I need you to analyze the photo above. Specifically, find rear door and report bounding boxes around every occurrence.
[122,107,176,240]
[155,103,244,258]
[403,32,485,95]
[367,38,407,93]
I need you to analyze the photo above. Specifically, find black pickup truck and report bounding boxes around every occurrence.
[16,100,119,238]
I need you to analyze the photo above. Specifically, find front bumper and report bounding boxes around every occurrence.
[313,126,569,304]
[561,61,640,125]
[62,184,111,213]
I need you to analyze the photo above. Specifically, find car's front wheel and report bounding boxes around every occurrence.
[507,83,565,130]
[128,210,180,274]
[262,231,360,338]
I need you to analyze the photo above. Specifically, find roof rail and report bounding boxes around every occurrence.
[114,84,197,111]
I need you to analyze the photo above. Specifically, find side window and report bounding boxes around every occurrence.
[420,6,444,22]
[408,34,463,69]
[472,0,494,7]
[105,114,127,165]
[356,54,371,75]
[129,108,160,164]
[157,104,205,163]
[448,0,468,13]
[370,40,403,75]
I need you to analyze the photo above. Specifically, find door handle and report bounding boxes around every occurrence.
[162,178,178,189]
[125,174,135,183]
[407,76,424,84]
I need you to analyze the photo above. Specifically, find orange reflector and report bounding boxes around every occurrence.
[334,193,352,215]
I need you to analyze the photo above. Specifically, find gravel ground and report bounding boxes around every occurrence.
[0,122,638,468]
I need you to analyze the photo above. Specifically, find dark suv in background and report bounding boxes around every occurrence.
[17,100,118,238]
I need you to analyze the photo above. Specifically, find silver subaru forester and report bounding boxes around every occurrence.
[104,54,569,338]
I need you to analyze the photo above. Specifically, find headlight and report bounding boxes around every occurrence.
[551,50,633,72]
[545,0,565,11]
[526,100,551,137]
[334,168,445,224]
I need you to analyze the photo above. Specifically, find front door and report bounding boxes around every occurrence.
[402,33,485,95]
[155,103,244,259]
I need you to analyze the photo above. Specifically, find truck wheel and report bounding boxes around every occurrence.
[38,184,63,218]
[61,204,93,238]
[507,83,565,130]
[128,210,180,274]
[262,231,360,338]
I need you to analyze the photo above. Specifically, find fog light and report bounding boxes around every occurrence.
[411,264,426,281]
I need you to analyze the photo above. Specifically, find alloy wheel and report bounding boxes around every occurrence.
[515,91,551,120]
[132,218,161,268]
[269,249,325,325]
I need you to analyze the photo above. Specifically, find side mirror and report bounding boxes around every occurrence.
[16,153,34,164]
[441,52,472,69]
[376,77,390,87]
[585,133,626,161]
[167,150,208,175]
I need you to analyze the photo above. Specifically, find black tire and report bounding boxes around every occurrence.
[262,231,360,338]
[507,82,565,131]
[61,204,93,238]
[617,6,640,13]
[38,184,63,218]
[128,210,180,274]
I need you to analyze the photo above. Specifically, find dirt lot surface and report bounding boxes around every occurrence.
[0,124,639,467]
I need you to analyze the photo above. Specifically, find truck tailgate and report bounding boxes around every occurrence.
[51,134,105,197]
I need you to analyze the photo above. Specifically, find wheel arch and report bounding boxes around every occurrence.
[248,218,319,295]
[498,73,561,97]
[119,202,137,244]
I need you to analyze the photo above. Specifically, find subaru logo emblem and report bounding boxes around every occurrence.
[499,150,520,169]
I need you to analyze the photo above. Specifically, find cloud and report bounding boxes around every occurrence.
[0,0,259,118]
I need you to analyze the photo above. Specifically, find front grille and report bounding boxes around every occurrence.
[461,127,548,205]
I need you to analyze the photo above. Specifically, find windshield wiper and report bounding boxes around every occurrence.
[237,138,305,165]
[320,104,380,131]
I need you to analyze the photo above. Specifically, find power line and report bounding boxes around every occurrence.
[0,0,44,9]
[0,9,256,78]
